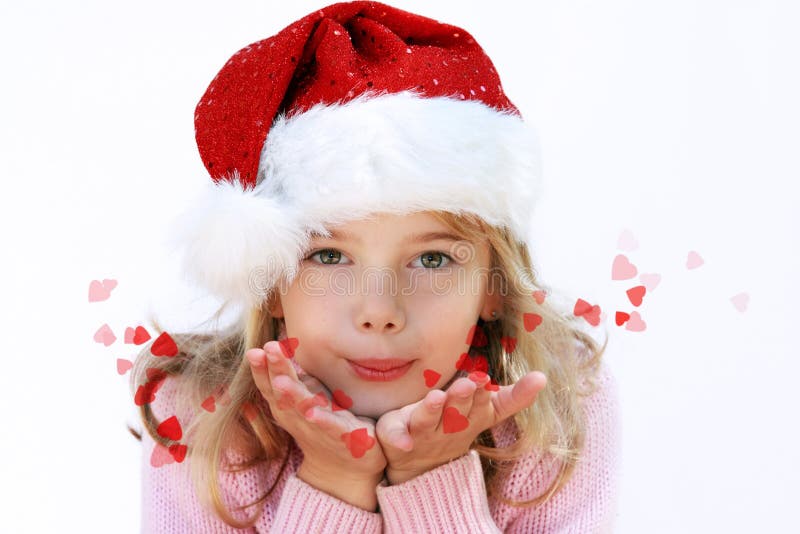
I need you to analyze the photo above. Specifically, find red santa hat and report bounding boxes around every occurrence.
[168,1,543,310]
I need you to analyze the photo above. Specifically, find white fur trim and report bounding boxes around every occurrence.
[259,90,543,243]
[166,176,307,310]
[171,91,543,309]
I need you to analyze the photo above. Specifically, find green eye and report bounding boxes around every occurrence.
[418,251,451,269]
[307,249,343,265]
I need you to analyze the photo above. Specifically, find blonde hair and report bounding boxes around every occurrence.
[129,209,609,528]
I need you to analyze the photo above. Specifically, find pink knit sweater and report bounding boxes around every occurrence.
[140,362,620,533]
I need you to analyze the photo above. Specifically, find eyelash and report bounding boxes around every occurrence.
[304,248,454,269]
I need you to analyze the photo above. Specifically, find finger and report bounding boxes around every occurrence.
[246,348,274,397]
[441,377,477,432]
[491,371,547,423]
[263,341,300,382]
[408,389,446,437]
[376,408,414,452]
[468,372,492,413]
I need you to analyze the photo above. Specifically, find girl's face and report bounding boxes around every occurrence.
[269,212,501,418]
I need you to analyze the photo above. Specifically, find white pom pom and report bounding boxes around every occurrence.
[165,177,308,310]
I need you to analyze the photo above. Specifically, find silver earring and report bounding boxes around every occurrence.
[491,311,497,319]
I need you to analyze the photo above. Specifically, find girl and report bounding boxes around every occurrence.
[130,2,620,532]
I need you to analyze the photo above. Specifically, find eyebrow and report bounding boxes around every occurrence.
[310,229,467,244]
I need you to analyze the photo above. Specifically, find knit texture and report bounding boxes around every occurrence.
[140,362,620,533]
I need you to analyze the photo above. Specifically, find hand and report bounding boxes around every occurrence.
[375,370,547,485]
[246,341,387,509]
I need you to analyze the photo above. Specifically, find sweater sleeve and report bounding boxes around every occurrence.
[375,361,621,533]
[376,449,501,533]
[269,474,383,533]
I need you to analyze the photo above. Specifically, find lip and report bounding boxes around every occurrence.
[346,359,414,381]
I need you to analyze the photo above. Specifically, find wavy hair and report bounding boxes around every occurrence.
[128,210,608,528]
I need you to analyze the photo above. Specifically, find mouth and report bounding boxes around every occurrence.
[346,358,415,381]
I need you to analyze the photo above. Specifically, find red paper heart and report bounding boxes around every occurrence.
[168,443,187,463]
[423,369,441,387]
[278,337,300,358]
[150,443,174,467]
[573,299,601,327]
[455,353,488,373]
[442,406,469,434]
[523,313,542,332]
[134,374,165,406]
[611,254,638,280]
[242,401,259,422]
[201,395,216,413]
[466,324,488,347]
[116,358,133,375]
[532,289,547,305]
[157,416,182,441]
[626,285,646,307]
[150,332,178,357]
[298,392,328,415]
[484,378,500,392]
[332,389,353,411]
[88,279,117,302]
[468,371,488,383]
[500,336,517,354]
[340,427,376,458]
[132,326,151,345]
[277,392,296,410]
[615,311,630,326]
[93,324,116,346]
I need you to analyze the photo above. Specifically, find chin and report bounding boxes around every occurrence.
[350,396,407,419]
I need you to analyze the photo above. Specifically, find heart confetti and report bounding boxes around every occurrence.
[298,392,328,415]
[484,378,500,392]
[455,353,488,373]
[468,371,488,383]
[278,337,300,358]
[116,358,133,375]
[150,442,175,468]
[466,324,488,347]
[522,313,542,332]
[500,336,517,354]
[686,250,704,269]
[611,254,638,280]
[242,401,260,422]
[201,395,216,413]
[616,229,639,251]
[730,292,749,312]
[332,389,353,411]
[168,443,187,463]
[615,312,630,326]
[626,286,646,307]
[573,299,602,327]
[532,290,547,305]
[151,332,178,357]
[625,311,647,332]
[88,279,117,302]
[423,369,441,387]
[442,406,469,434]
[130,326,151,345]
[93,324,116,347]
[341,427,376,458]
[157,416,183,441]
[639,273,661,291]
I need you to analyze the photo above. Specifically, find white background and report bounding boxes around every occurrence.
[1,0,797,532]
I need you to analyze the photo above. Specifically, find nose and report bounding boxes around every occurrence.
[355,267,406,333]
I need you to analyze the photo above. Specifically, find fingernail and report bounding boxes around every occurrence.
[247,351,265,367]
[266,351,279,363]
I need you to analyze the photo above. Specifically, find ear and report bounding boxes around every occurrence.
[479,282,503,322]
